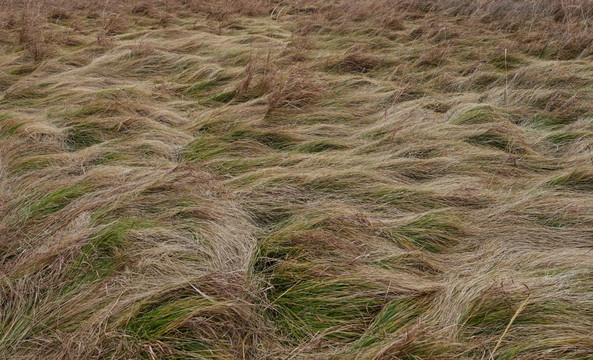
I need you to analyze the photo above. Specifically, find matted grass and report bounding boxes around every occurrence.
[2,0,593,358]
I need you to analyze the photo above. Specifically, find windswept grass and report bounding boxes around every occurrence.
[2,0,593,359]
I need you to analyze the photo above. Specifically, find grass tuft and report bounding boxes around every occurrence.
[548,170,593,191]
[21,182,92,219]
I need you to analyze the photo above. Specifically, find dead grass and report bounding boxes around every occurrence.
[329,44,384,74]
[2,0,593,359]
[265,65,326,115]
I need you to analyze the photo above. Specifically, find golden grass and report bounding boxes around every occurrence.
[2,0,593,358]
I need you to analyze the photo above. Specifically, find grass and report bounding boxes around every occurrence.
[2,0,593,359]
[66,124,104,150]
[397,211,466,253]
[21,182,92,219]
[548,170,593,191]
[270,278,384,341]
[545,130,588,145]
[66,217,152,284]
[453,106,508,125]
[295,140,345,153]
[355,298,426,349]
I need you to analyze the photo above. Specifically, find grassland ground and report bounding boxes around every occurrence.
[2,0,593,358]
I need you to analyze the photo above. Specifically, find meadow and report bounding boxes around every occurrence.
[2,0,593,358]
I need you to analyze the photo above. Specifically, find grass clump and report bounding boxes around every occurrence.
[454,106,507,125]
[66,124,104,150]
[266,65,326,115]
[295,140,345,153]
[328,44,384,74]
[396,212,466,253]
[269,276,384,342]
[66,218,150,284]
[465,128,526,153]
[355,298,425,349]
[182,136,229,162]
[1,122,25,136]
[545,130,588,145]
[126,296,210,340]
[548,170,593,191]
[223,128,297,150]
[361,187,449,211]
[526,114,564,129]
[208,89,238,103]
[21,182,92,219]
[61,103,116,120]
[183,79,219,97]
[10,156,53,174]
[465,130,510,151]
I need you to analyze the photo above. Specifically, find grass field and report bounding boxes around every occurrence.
[2,0,593,358]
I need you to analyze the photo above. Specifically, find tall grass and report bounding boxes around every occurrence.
[2,0,593,358]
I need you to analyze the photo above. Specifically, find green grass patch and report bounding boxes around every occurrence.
[67,218,153,284]
[361,187,449,212]
[525,114,563,129]
[182,136,232,162]
[61,103,115,120]
[1,122,25,136]
[126,296,210,340]
[396,212,465,252]
[123,291,231,358]
[0,113,13,122]
[528,211,577,228]
[372,253,441,274]
[93,151,128,165]
[454,106,506,125]
[461,295,515,337]
[21,182,92,219]
[10,156,52,174]
[208,89,238,103]
[205,156,281,177]
[361,128,389,139]
[487,51,525,70]
[355,299,425,349]
[465,129,523,153]
[269,276,384,342]
[295,140,345,153]
[545,130,588,145]
[182,79,219,97]
[303,172,377,193]
[255,212,361,270]
[460,294,556,344]
[66,124,104,150]
[465,130,509,151]
[548,170,593,191]
[183,128,297,162]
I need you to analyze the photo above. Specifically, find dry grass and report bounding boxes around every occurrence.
[2,0,593,359]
